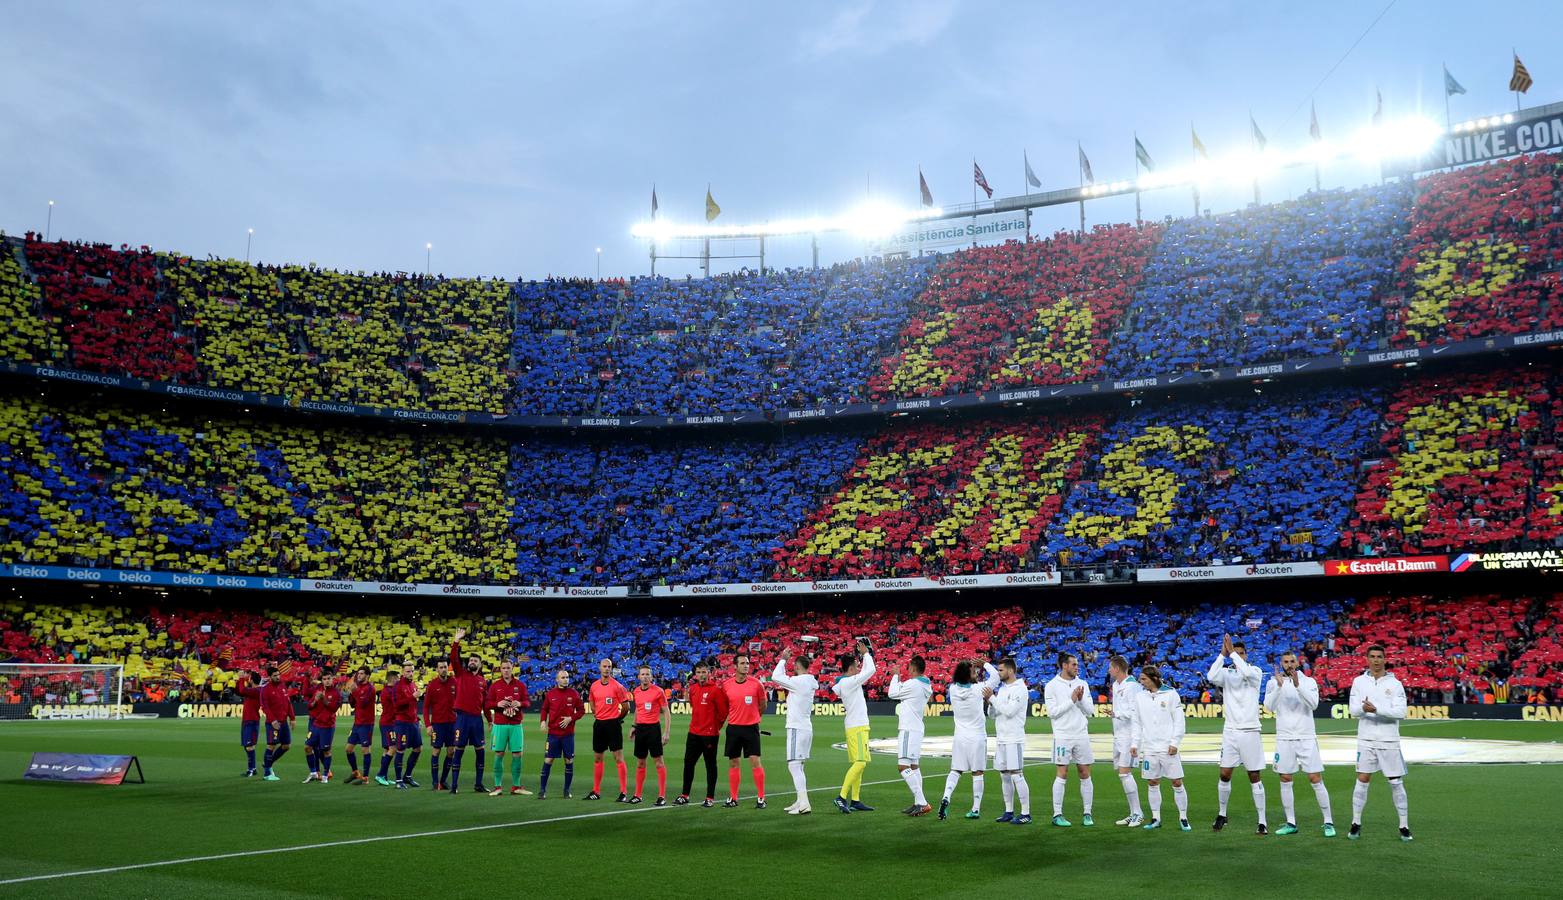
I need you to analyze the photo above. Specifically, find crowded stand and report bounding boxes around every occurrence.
[21,237,196,381]
[1006,601,1344,701]
[1388,153,1563,346]
[1104,185,1411,377]
[868,225,1160,398]
[5,152,1563,419]
[4,593,1560,705]
[8,364,1563,586]
[1346,367,1563,556]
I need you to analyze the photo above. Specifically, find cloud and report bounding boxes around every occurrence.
[801,0,958,59]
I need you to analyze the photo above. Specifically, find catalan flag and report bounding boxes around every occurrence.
[1191,125,1208,160]
[1511,53,1533,93]
[1250,115,1267,151]
[704,187,720,222]
[278,659,294,677]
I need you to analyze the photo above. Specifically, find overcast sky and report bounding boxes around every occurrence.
[1,1,1556,279]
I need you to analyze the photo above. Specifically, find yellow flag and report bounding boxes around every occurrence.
[705,188,721,222]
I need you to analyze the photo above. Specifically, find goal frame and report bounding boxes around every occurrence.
[0,663,127,720]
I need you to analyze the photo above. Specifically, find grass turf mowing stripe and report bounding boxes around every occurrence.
[0,767,981,885]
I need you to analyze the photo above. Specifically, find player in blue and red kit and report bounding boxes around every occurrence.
[236,670,263,777]
[446,629,489,794]
[423,659,457,790]
[303,677,342,783]
[394,663,423,789]
[538,668,585,799]
[375,667,402,786]
[259,666,295,782]
[343,667,375,785]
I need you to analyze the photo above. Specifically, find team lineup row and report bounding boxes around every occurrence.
[237,631,1414,840]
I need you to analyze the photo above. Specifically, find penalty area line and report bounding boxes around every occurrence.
[0,770,968,885]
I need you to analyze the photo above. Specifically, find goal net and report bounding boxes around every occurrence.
[0,663,126,721]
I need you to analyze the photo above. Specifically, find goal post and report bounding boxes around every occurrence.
[0,663,126,720]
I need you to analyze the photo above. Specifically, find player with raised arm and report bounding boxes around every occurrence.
[423,658,457,790]
[1130,666,1190,831]
[342,667,375,785]
[393,657,423,789]
[259,665,295,782]
[1045,652,1096,827]
[236,670,262,778]
[937,658,1001,820]
[1264,650,1334,837]
[1108,655,1145,826]
[587,657,631,801]
[1348,644,1412,842]
[988,656,1032,825]
[676,660,727,807]
[537,668,585,799]
[629,664,670,805]
[486,659,531,796]
[374,666,401,785]
[831,640,876,815]
[721,652,768,809]
[770,646,818,815]
[446,630,489,794]
[887,654,932,816]
[302,675,342,783]
[1208,634,1268,834]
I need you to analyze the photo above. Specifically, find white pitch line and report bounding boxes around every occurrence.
[0,768,997,886]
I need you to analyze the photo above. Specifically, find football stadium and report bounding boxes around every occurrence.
[4,4,1563,898]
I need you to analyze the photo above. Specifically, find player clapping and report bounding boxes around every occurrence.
[1108,655,1145,826]
[342,667,375,785]
[1130,666,1190,831]
[988,657,1032,825]
[302,676,342,783]
[936,658,1000,820]
[1208,634,1268,834]
[1044,652,1096,827]
[1264,650,1335,837]
[770,646,818,815]
[886,654,932,816]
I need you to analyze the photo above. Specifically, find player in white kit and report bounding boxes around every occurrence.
[1348,644,1412,842]
[770,646,819,815]
[937,658,1001,821]
[1108,655,1145,827]
[1207,634,1268,834]
[1044,652,1096,827]
[988,656,1032,825]
[1263,649,1335,837]
[1129,665,1190,831]
[887,654,933,816]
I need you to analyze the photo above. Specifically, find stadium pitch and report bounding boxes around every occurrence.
[2,716,1560,898]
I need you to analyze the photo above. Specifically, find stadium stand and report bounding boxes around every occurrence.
[23,238,196,381]
[1346,367,1563,556]
[868,225,1161,398]
[1105,184,1412,377]
[1387,153,1563,346]
[6,152,1563,418]
[1005,601,1345,700]
[6,593,1560,704]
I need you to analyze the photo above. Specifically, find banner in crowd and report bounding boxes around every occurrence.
[1386,112,1563,175]
[1451,550,1563,572]
[23,752,143,784]
[28,700,1559,722]
[869,211,1029,251]
[10,328,1563,431]
[1136,562,1324,582]
[650,571,1059,597]
[1323,556,1449,576]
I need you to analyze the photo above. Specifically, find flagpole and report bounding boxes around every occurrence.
[1191,123,1200,218]
[1133,132,1142,226]
[1443,64,1452,131]
[1023,151,1031,240]
[1249,111,1260,206]
[1077,141,1086,236]
[1515,49,1522,113]
[971,157,978,247]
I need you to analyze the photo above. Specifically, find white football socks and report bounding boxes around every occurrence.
[1313,779,1333,823]
[1119,772,1142,816]
[1052,776,1067,816]
[1081,777,1094,815]
[1217,778,1232,815]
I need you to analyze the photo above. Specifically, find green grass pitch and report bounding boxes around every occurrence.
[1,715,1559,898]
